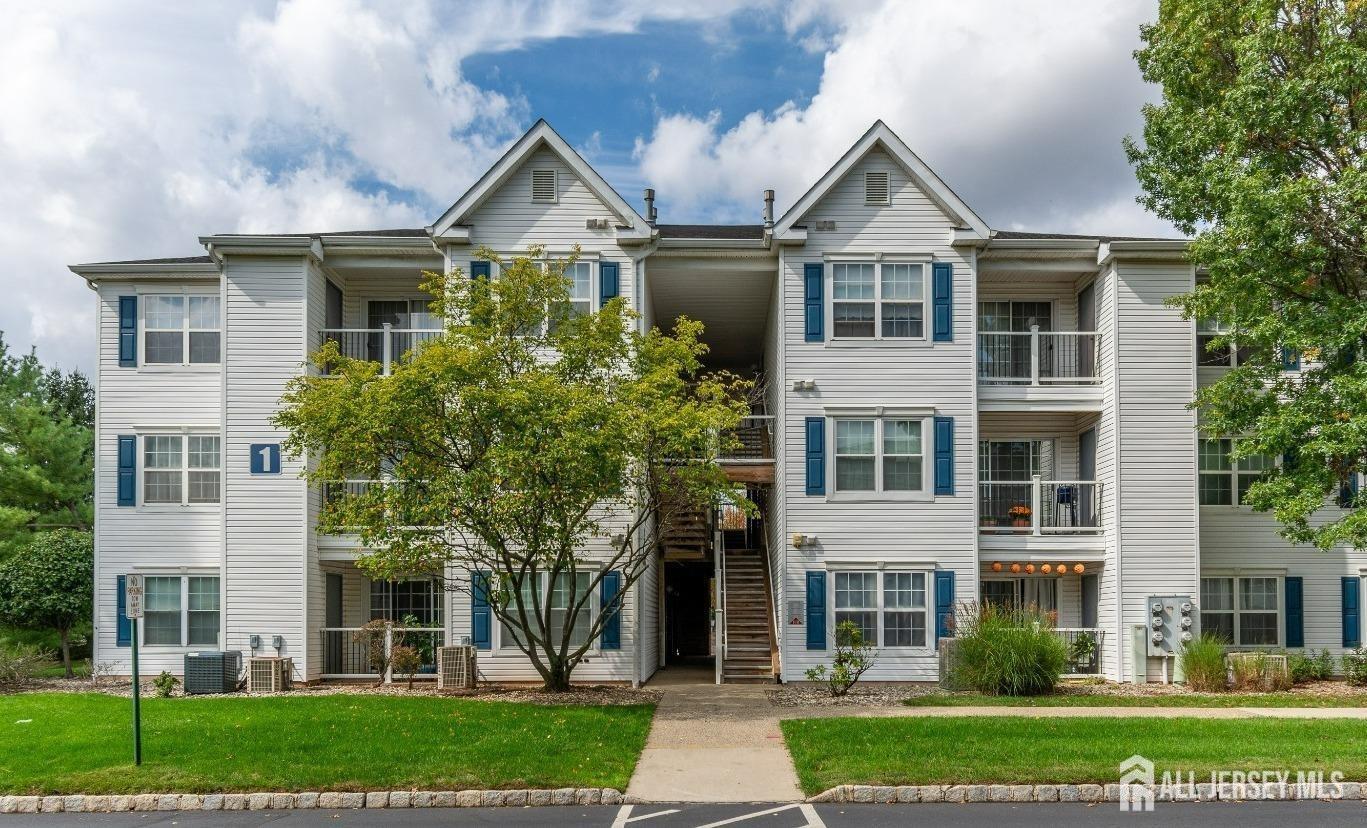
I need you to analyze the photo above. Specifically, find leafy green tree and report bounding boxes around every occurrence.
[0,529,93,677]
[1128,0,1367,548]
[276,246,749,691]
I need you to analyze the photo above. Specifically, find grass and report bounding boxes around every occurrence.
[0,692,654,795]
[781,716,1367,795]
[904,691,1367,708]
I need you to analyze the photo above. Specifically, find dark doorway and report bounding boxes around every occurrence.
[665,561,714,665]
[325,574,343,674]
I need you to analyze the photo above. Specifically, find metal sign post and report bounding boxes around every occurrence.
[124,574,144,766]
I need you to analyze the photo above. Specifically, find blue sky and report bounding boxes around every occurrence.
[3,1,1166,373]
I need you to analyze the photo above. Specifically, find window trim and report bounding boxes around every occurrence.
[827,260,929,343]
[830,568,930,650]
[494,568,600,656]
[1200,575,1283,647]
[140,292,221,368]
[136,430,221,509]
[139,573,221,650]
[828,414,933,502]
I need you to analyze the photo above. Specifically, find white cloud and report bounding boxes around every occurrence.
[635,0,1173,235]
[0,0,760,373]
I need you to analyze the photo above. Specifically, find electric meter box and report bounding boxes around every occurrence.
[1146,595,1198,657]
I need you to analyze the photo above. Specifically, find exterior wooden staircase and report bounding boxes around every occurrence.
[720,547,778,683]
[662,501,709,560]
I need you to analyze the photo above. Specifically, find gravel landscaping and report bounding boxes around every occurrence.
[766,682,939,708]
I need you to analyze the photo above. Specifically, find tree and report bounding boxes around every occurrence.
[1127,0,1367,548]
[0,529,93,677]
[276,246,749,691]
[0,336,94,552]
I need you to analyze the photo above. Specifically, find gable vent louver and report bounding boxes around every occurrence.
[864,171,890,205]
[531,169,558,203]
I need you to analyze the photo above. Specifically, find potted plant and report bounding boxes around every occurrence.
[1008,504,1031,528]
[1069,630,1098,671]
[980,515,999,528]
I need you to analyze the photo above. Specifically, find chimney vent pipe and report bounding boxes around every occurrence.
[763,189,775,228]
[643,188,657,225]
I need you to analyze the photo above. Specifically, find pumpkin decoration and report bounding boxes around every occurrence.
[1041,564,1052,574]
[1025,563,1035,574]
[991,561,1003,572]
[1073,563,1085,574]
[1056,564,1067,576]
[1010,563,1021,574]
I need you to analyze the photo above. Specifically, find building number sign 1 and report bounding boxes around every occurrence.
[250,443,281,475]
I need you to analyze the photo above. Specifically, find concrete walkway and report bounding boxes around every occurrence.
[626,667,803,803]
[780,703,1367,720]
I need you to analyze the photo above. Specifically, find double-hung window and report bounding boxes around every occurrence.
[1196,319,1258,367]
[833,571,928,648]
[1198,438,1274,506]
[831,262,925,340]
[501,570,595,650]
[1200,576,1279,646]
[143,434,220,505]
[369,578,443,626]
[833,417,926,495]
[144,575,220,647]
[549,261,593,333]
[144,295,220,365]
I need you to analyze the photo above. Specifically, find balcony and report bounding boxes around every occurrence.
[317,326,442,376]
[717,415,774,484]
[980,476,1101,534]
[977,329,1102,411]
[319,625,445,681]
[1056,627,1105,675]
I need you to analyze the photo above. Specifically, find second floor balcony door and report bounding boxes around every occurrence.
[367,300,441,365]
[978,301,1053,383]
[979,439,1055,528]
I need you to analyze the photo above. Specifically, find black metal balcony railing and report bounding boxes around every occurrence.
[978,329,1100,385]
[979,477,1102,534]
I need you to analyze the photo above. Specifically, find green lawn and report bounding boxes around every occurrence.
[781,716,1367,795]
[904,692,1367,708]
[1,693,654,795]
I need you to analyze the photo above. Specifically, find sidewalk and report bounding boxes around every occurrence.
[780,703,1367,719]
[626,667,803,803]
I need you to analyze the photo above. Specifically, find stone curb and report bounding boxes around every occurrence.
[0,789,623,813]
[810,782,1367,804]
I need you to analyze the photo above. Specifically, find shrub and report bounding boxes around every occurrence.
[1344,648,1367,686]
[1229,652,1291,692]
[805,620,876,696]
[390,645,423,690]
[0,643,50,688]
[1180,634,1227,692]
[152,670,180,698]
[950,603,1067,696]
[1288,648,1335,683]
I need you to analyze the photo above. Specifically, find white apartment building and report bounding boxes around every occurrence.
[71,120,1366,685]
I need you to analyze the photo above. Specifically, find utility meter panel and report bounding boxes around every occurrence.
[1146,595,1198,657]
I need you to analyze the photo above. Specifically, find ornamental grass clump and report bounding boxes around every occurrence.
[950,603,1068,696]
[1179,633,1228,692]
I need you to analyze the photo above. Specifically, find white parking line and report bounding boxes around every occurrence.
[612,804,682,828]
[692,803,826,828]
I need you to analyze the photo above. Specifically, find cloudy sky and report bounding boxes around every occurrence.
[2,0,1171,374]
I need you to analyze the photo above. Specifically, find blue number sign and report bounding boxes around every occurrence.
[250,443,280,475]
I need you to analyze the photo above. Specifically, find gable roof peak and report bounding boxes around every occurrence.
[772,119,989,240]
[429,119,650,240]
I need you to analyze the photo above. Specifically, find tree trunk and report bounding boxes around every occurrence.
[542,659,573,692]
[59,628,73,680]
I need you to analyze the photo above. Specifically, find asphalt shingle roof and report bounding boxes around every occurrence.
[656,224,766,240]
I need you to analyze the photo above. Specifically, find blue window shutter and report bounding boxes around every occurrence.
[599,261,619,305]
[116,576,131,647]
[804,417,825,496]
[805,571,826,650]
[599,570,621,650]
[934,570,955,643]
[931,262,953,342]
[1281,347,1301,371]
[1344,577,1361,649]
[470,260,491,280]
[933,416,955,495]
[1340,474,1359,509]
[118,296,137,367]
[471,571,492,650]
[803,263,823,342]
[1284,576,1304,648]
[117,435,136,507]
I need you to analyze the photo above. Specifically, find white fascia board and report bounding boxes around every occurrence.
[772,120,991,239]
[199,235,324,263]
[773,227,808,245]
[984,238,1100,253]
[1097,239,1190,265]
[68,262,221,283]
[951,228,991,246]
[430,119,650,240]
